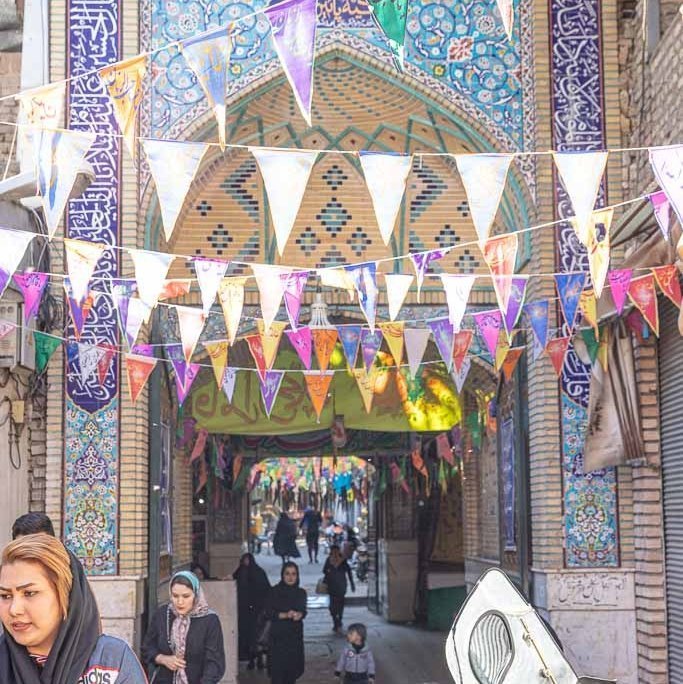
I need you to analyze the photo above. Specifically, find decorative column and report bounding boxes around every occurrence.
[63,0,122,575]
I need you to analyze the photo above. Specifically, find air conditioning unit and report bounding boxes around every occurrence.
[0,299,36,371]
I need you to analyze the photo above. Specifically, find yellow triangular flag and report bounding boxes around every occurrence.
[352,367,379,414]
[204,340,229,387]
[256,319,288,369]
[379,321,405,367]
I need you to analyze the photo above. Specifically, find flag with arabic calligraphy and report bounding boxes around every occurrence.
[13,272,48,323]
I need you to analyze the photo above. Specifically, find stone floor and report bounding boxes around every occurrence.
[240,544,453,684]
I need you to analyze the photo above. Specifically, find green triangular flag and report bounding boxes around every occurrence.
[580,328,600,364]
[234,460,250,491]
[368,0,408,71]
[34,331,61,373]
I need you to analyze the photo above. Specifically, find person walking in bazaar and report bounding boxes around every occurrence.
[273,512,300,565]
[323,545,356,633]
[142,570,225,684]
[0,533,147,683]
[299,505,323,564]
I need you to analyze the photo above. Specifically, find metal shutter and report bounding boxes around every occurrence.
[659,299,683,679]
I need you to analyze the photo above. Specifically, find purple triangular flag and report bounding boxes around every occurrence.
[132,344,155,358]
[338,326,362,369]
[259,369,285,418]
[361,328,383,372]
[472,309,503,360]
[427,317,455,371]
[281,271,309,330]
[503,277,528,338]
[285,326,313,369]
[555,272,587,331]
[174,361,201,405]
[14,272,49,323]
[410,249,446,301]
[650,190,671,240]
[524,300,549,361]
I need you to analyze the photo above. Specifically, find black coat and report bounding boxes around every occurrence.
[233,561,271,660]
[141,604,225,684]
[266,582,308,681]
[323,558,355,597]
[273,516,300,558]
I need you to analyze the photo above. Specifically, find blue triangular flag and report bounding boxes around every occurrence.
[555,273,587,331]
[338,325,362,369]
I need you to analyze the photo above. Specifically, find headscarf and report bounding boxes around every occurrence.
[168,571,209,684]
[0,549,101,684]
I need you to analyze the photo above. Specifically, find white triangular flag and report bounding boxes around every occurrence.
[440,274,475,332]
[175,305,207,364]
[218,277,247,346]
[194,258,228,314]
[650,146,683,227]
[404,328,431,378]
[130,249,175,311]
[0,228,36,296]
[37,129,96,239]
[496,0,514,40]
[451,356,471,394]
[222,367,238,403]
[78,343,105,385]
[553,151,608,246]
[250,148,318,256]
[143,139,209,242]
[454,153,513,246]
[251,264,288,333]
[124,297,150,349]
[384,273,413,321]
[64,238,106,305]
[359,152,412,245]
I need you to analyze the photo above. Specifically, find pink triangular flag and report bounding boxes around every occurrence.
[650,190,671,240]
[607,269,633,314]
[281,271,309,330]
[473,309,504,360]
[194,258,228,315]
[285,326,313,370]
[13,272,48,323]
[175,305,206,363]
[483,233,518,315]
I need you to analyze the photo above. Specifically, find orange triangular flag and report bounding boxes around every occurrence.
[245,334,267,382]
[312,328,338,372]
[546,337,570,377]
[126,353,157,405]
[452,330,473,373]
[303,371,334,422]
[502,346,524,382]
[628,274,660,337]
[652,265,682,308]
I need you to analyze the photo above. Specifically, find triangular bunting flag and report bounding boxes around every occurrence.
[502,346,524,382]
[427,318,455,371]
[366,0,408,69]
[218,277,247,345]
[652,265,682,308]
[598,325,610,373]
[181,27,231,149]
[359,152,412,245]
[587,209,612,299]
[312,328,338,373]
[194,258,228,315]
[64,282,94,340]
[579,290,599,335]
[483,232,518,315]
[347,263,379,331]
[158,279,192,302]
[175,305,206,363]
[546,337,571,377]
[251,264,289,333]
[303,371,333,422]
[251,148,318,255]
[384,273,413,321]
[13,272,48,323]
[99,55,147,162]
[451,356,471,394]
[650,190,671,240]
[338,326,362,369]
[257,319,288,369]
[34,331,61,373]
[503,276,528,338]
[64,238,106,305]
[628,274,660,336]
[0,228,36,296]
[553,151,608,246]
[379,321,405,367]
[18,82,65,170]
[222,367,238,403]
[281,270,309,329]
[454,153,513,246]
[352,367,379,413]
[285,327,313,370]
[143,140,208,242]
[361,328,383,372]
[204,340,229,387]
[404,328,431,378]
[319,268,356,299]
[580,328,600,365]
[440,274,475,332]
[495,333,510,372]
[453,330,473,373]
[110,279,136,338]
[78,343,105,385]
[246,333,268,382]
[607,269,632,314]
[524,300,549,361]
[650,146,683,227]
[124,297,150,349]
[37,130,96,239]
[496,0,514,39]
[264,0,317,125]
[555,272,587,331]
[472,309,504,360]
[174,361,201,406]
[410,249,446,301]
[259,370,285,418]
[130,249,175,311]
[126,353,157,405]
[96,343,116,386]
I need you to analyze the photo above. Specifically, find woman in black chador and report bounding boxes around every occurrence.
[273,513,300,564]
[233,553,271,670]
[265,562,307,684]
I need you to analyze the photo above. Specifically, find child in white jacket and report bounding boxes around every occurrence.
[335,623,375,683]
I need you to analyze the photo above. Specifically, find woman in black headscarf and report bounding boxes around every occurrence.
[0,533,146,684]
[232,553,271,670]
[272,513,300,564]
[265,562,307,684]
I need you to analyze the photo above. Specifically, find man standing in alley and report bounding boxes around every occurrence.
[300,506,323,564]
